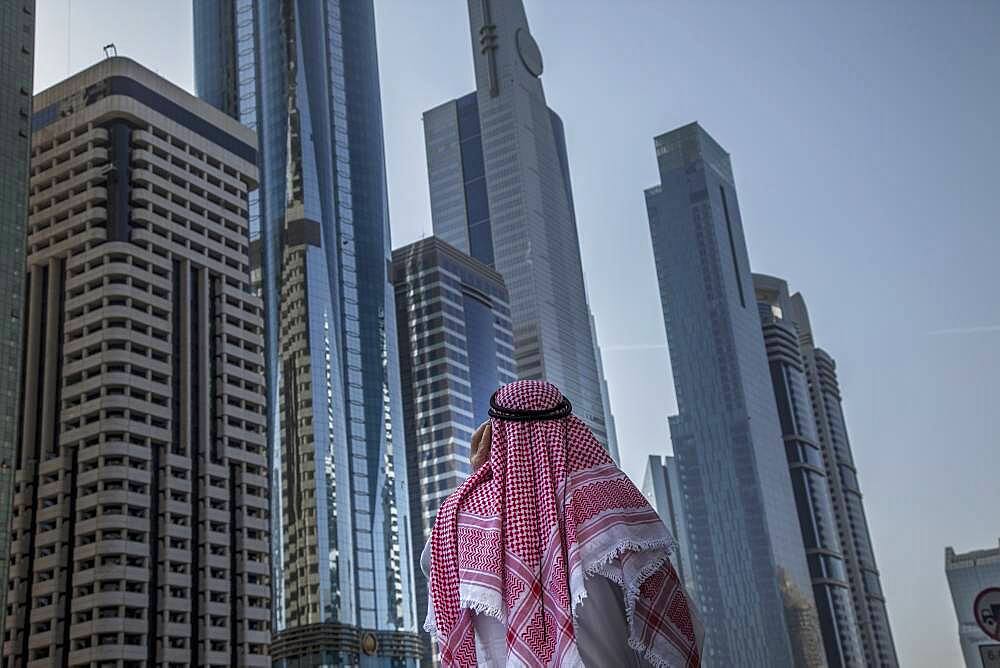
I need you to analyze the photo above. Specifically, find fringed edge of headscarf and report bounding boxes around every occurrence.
[423,590,506,642]
[458,593,505,624]
[573,536,676,607]
[421,589,506,654]
[622,552,684,668]
[626,554,701,668]
[458,581,507,630]
[573,537,695,668]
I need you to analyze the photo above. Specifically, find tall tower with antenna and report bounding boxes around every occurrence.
[422,0,614,451]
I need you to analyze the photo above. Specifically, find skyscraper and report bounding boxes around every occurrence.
[755,274,866,667]
[392,237,517,658]
[781,281,901,666]
[590,312,621,464]
[645,122,824,666]
[641,453,692,592]
[193,1,421,664]
[946,540,1000,667]
[422,0,612,450]
[0,0,35,641]
[5,57,270,666]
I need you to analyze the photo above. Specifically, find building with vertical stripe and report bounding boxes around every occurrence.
[4,57,270,667]
[590,313,620,464]
[392,236,516,659]
[422,0,613,452]
[755,274,867,667]
[756,275,899,666]
[645,122,824,666]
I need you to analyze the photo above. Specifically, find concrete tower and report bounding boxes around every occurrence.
[5,57,270,667]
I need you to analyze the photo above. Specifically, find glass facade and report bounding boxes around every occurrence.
[0,0,34,640]
[422,0,612,452]
[454,93,493,267]
[194,1,420,664]
[755,274,865,667]
[462,294,503,425]
[392,237,516,661]
[646,123,824,666]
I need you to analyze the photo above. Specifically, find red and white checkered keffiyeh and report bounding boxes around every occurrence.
[428,380,701,667]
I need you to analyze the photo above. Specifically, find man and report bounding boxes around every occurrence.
[423,380,701,667]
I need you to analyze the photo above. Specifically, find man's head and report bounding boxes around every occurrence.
[471,381,573,472]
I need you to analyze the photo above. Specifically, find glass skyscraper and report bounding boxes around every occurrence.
[646,122,825,666]
[193,1,420,665]
[765,277,900,667]
[755,274,866,667]
[0,0,35,642]
[590,312,621,464]
[422,0,612,450]
[392,237,517,663]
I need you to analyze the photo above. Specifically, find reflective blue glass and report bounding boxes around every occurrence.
[464,179,490,225]
[393,238,516,660]
[647,124,821,666]
[460,138,485,180]
[463,293,501,425]
[424,23,613,449]
[455,92,480,138]
[452,92,494,268]
[194,0,418,664]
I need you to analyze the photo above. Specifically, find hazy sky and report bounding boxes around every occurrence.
[33,1,999,665]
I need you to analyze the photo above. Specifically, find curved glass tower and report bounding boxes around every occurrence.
[785,288,900,667]
[193,1,420,665]
[755,274,865,667]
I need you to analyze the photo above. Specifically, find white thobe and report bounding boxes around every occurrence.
[421,541,653,667]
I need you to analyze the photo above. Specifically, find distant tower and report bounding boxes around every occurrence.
[6,57,270,666]
[392,237,517,662]
[422,0,613,451]
[780,283,901,666]
[642,453,692,592]
[754,274,866,667]
[590,312,621,463]
[645,122,824,666]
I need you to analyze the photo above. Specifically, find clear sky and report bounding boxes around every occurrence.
[33,1,999,666]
